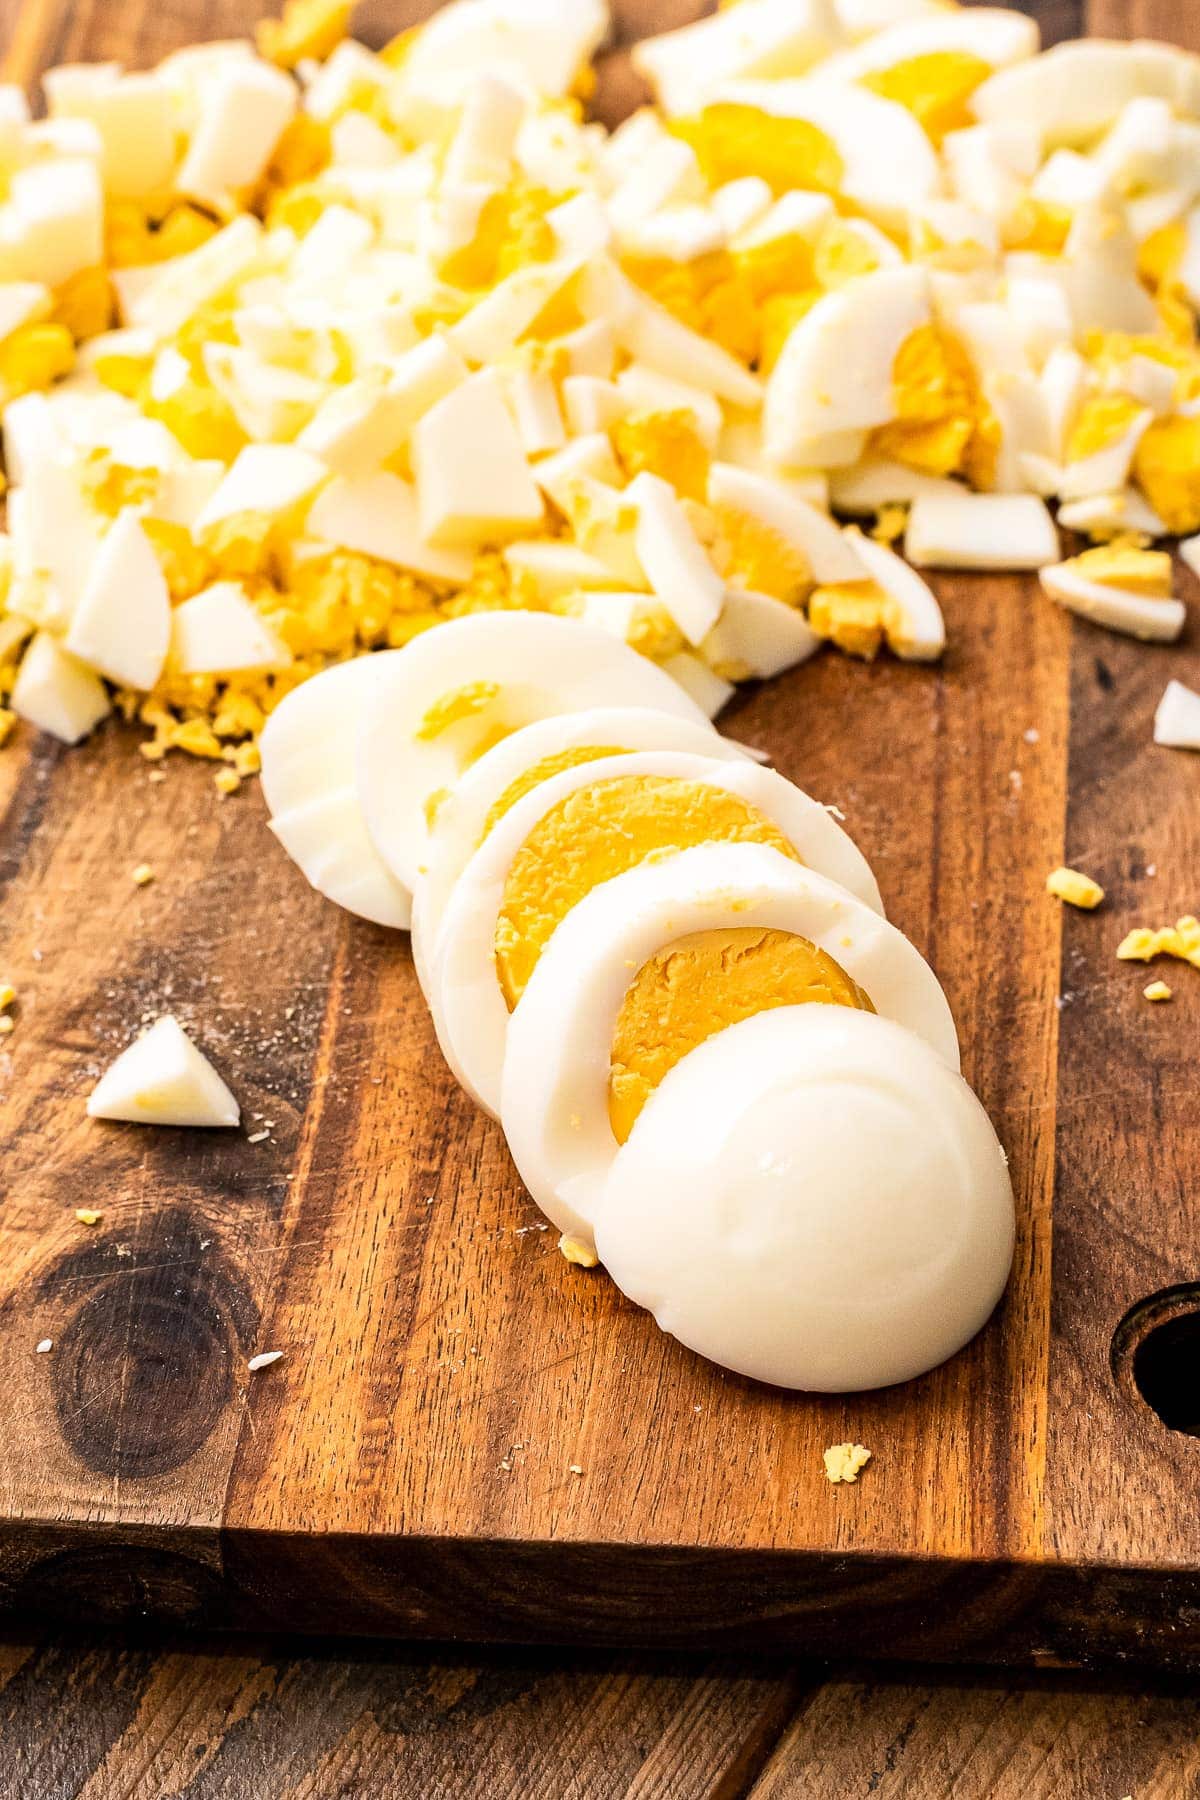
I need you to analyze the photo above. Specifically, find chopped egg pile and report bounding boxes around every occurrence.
[254,608,1014,1391]
[2,0,1198,776]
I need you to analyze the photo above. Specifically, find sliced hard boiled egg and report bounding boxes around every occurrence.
[709,461,867,583]
[628,470,725,645]
[1154,679,1200,750]
[595,1005,1014,1391]
[764,267,930,466]
[906,490,1059,570]
[660,650,736,719]
[87,1015,239,1129]
[1039,549,1184,642]
[427,756,885,1116]
[412,706,749,961]
[500,840,955,1244]
[259,654,412,930]
[715,79,940,230]
[843,527,946,661]
[355,612,709,893]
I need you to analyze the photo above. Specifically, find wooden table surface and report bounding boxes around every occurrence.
[3,0,1200,1790]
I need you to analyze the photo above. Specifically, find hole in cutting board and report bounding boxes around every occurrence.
[1111,1286,1200,1437]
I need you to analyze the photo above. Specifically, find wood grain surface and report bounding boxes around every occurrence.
[0,0,1199,1667]
[3,1626,1200,1799]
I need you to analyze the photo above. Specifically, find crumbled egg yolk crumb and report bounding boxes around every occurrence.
[608,924,874,1143]
[823,1442,872,1484]
[1144,979,1173,1001]
[1046,866,1105,910]
[75,1209,102,1226]
[0,983,15,1011]
[808,582,890,660]
[559,1233,599,1268]
[494,776,803,1010]
[1117,916,1200,969]
[131,863,155,886]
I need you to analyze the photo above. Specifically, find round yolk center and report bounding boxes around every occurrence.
[493,775,799,1009]
[608,926,875,1144]
[482,745,627,840]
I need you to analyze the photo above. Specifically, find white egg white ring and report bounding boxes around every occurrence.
[355,612,711,893]
[594,1005,1014,1392]
[411,704,754,971]
[259,655,412,929]
[426,754,886,1116]
[499,840,958,1244]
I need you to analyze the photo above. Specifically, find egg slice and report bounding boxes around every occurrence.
[500,840,956,1244]
[595,1005,1014,1391]
[425,755,885,1116]
[355,612,710,893]
[1039,548,1185,642]
[412,706,750,966]
[764,267,931,467]
[715,79,940,230]
[632,0,841,118]
[259,655,412,930]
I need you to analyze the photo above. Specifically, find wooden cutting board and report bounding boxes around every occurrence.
[2,0,1199,1671]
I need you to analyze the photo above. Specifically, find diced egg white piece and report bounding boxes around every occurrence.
[154,460,227,530]
[710,177,774,238]
[733,189,835,255]
[412,705,744,958]
[500,842,956,1241]
[595,1006,1013,1392]
[308,472,473,583]
[629,471,725,645]
[1104,354,1178,417]
[20,453,102,615]
[719,79,939,231]
[501,366,565,456]
[65,509,169,690]
[606,138,707,234]
[125,215,262,339]
[10,630,111,744]
[844,528,946,662]
[1057,489,1166,540]
[1180,534,1200,579]
[289,205,375,285]
[195,444,327,532]
[553,319,617,379]
[420,179,497,267]
[501,539,620,599]
[330,110,400,168]
[1005,272,1074,366]
[301,41,394,123]
[830,460,968,515]
[973,40,1200,148]
[2,391,60,484]
[708,462,867,583]
[43,66,177,199]
[169,582,292,676]
[299,336,467,475]
[395,0,608,103]
[701,586,821,679]
[1154,679,1200,750]
[765,267,929,466]
[355,612,711,891]
[1039,561,1184,642]
[561,375,626,437]
[546,191,612,259]
[533,433,624,511]
[1029,149,1110,212]
[203,345,324,444]
[0,282,50,342]
[1039,344,1087,462]
[632,0,841,116]
[0,158,104,288]
[1176,208,1200,312]
[819,8,1038,83]
[1058,408,1152,503]
[413,369,544,548]
[444,75,524,185]
[616,205,727,264]
[941,122,1040,230]
[448,257,580,365]
[1057,208,1158,335]
[660,650,735,719]
[87,1015,239,1129]
[428,752,884,1114]
[259,653,412,929]
[906,492,1059,570]
[176,59,296,203]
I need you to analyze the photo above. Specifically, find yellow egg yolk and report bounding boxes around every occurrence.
[1066,393,1145,463]
[482,744,627,838]
[417,681,503,741]
[873,323,994,481]
[860,51,993,144]
[493,775,801,1008]
[607,925,874,1143]
[621,250,759,364]
[1133,415,1200,535]
[708,502,812,604]
[1063,544,1173,595]
[672,104,844,199]
[613,410,711,502]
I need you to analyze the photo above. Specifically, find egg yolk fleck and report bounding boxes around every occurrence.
[482,744,627,838]
[672,104,844,199]
[417,681,503,741]
[608,925,874,1142]
[1133,414,1200,535]
[494,775,800,1007]
[860,51,993,144]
